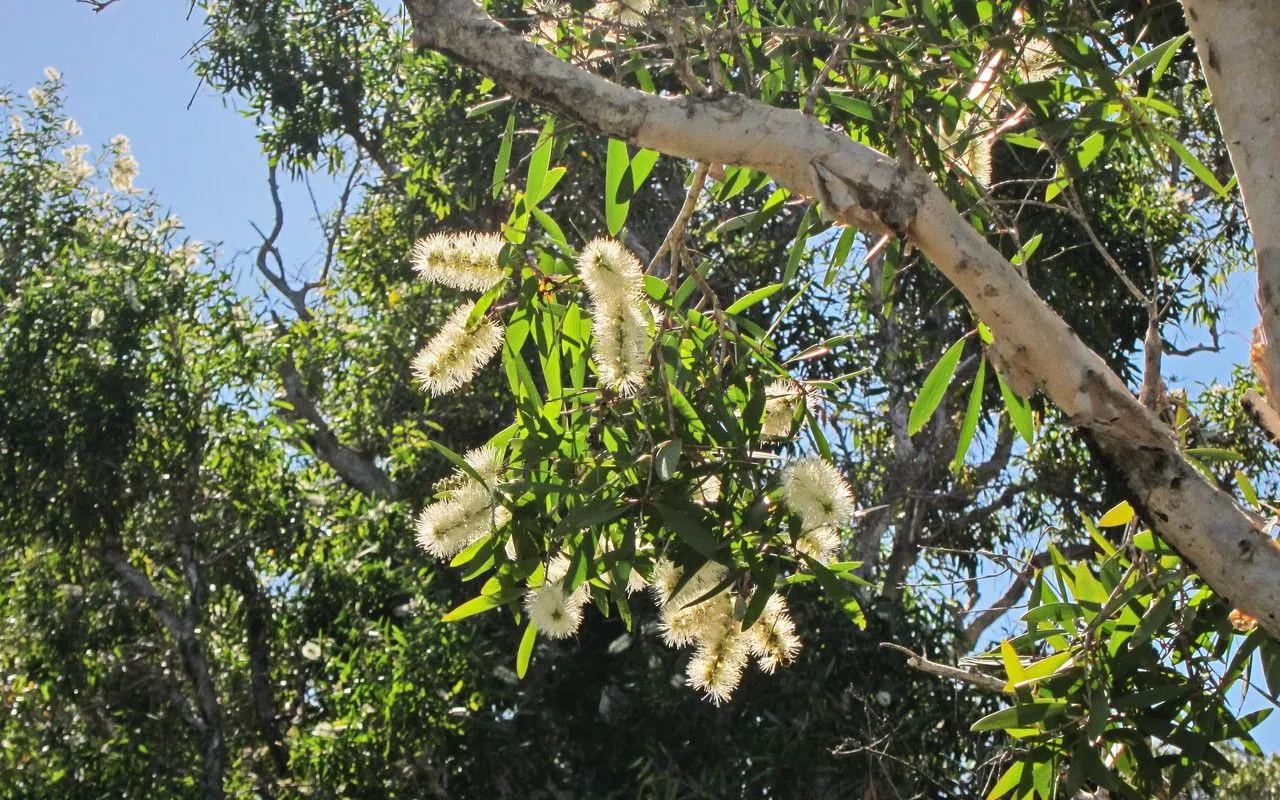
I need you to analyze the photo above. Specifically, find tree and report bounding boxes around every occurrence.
[381,0,1280,795]
[8,0,1280,797]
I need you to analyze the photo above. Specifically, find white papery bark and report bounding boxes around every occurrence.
[404,0,1280,636]
[1182,0,1280,412]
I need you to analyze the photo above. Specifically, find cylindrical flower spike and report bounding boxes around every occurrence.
[412,301,505,396]
[781,456,855,532]
[576,237,643,306]
[414,485,511,560]
[591,298,653,395]
[746,593,802,673]
[762,379,802,439]
[686,624,751,705]
[412,232,506,292]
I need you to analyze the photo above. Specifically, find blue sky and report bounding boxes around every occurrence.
[2,0,342,292]
[4,0,1275,762]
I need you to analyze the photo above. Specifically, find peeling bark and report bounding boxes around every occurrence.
[404,0,1280,637]
[1181,1,1280,414]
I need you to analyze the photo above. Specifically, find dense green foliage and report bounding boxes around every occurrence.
[3,0,1280,798]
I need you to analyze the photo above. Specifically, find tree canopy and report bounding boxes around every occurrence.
[5,0,1280,797]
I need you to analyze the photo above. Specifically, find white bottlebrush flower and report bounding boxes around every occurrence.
[411,231,506,292]
[781,456,855,531]
[463,443,506,488]
[544,553,592,606]
[414,485,508,561]
[43,66,61,82]
[412,301,505,396]
[595,537,649,594]
[659,588,733,648]
[746,593,802,673]
[649,558,728,610]
[795,525,842,564]
[61,144,93,185]
[693,474,721,505]
[686,625,751,704]
[109,153,139,193]
[577,238,643,306]
[525,580,585,638]
[590,0,654,26]
[591,298,653,395]
[27,87,48,108]
[762,380,801,439]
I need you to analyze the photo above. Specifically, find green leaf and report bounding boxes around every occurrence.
[1075,131,1106,172]
[629,148,660,192]
[1097,501,1134,528]
[1015,650,1076,685]
[952,357,986,470]
[653,503,721,558]
[1000,640,1026,685]
[740,561,779,631]
[826,92,876,121]
[442,588,522,622]
[530,207,568,250]
[655,438,682,481]
[516,622,536,678]
[1236,470,1260,507]
[605,138,629,235]
[1157,129,1228,197]
[986,762,1025,800]
[492,112,515,199]
[725,282,784,315]
[1118,32,1190,79]
[971,700,1069,732]
[1010,233,1043,266]
[430,440,488,487]
[909,338,966,435]
[467,94,510,118]
[1022,602,1085,625]
[555,498,630,536]
[1184,446,1243,463]
[996,371,1035,445]
[525,120,555,205]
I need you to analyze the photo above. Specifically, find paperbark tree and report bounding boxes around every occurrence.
[400,0,1280,635]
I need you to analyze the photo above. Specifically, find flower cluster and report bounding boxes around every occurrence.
[411,301,505,396]
[524,554,592,639]
[108,134,139,194]
[781,456,855,563]
[649,559,802,704]
[409,233,510,397]
[414,445,511,561]
[762,379,802,439]
[576,238,654,395]
[411,231,506,292]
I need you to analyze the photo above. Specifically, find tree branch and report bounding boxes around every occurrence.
[1181,1,1280,418]
[279,357,399,499]
[103,544,227,800]
[879,642,1011,695]
[403,0,1280,637]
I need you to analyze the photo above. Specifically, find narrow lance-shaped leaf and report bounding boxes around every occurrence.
[909,338,966,435]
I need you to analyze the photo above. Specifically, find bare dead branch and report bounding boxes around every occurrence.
[879,642,1011,694]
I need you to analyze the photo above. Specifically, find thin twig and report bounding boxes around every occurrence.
[647,161,711,275]
[879,643,1011,694]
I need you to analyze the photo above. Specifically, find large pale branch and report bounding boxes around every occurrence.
[1180,1,1280,410]
[404,0,1280,636]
